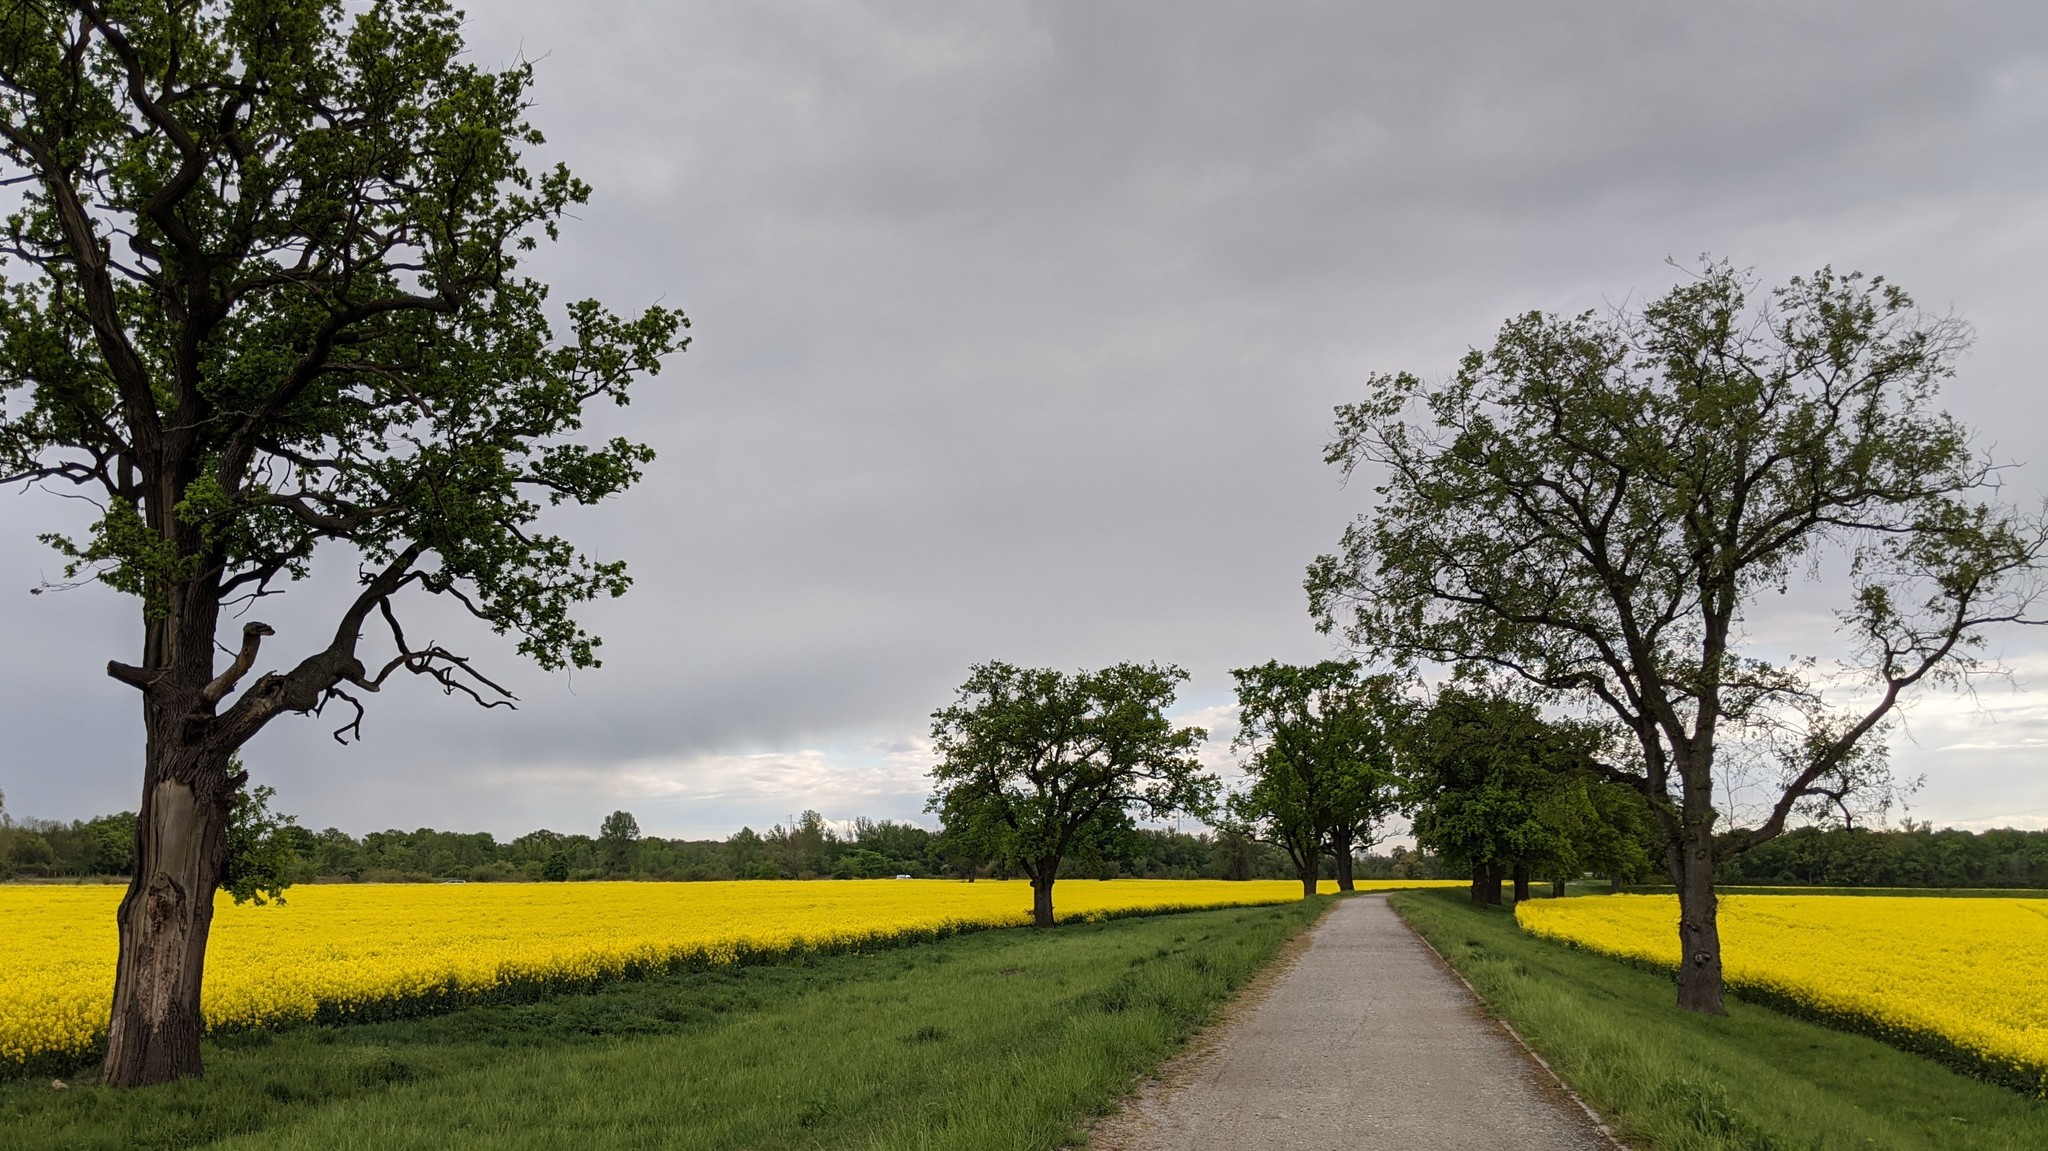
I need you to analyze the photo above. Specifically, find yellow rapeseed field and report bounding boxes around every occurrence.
[1,878,1458,1072]
[1516,893,2048,1092]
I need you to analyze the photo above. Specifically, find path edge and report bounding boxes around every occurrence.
[1394,900,1635,1151]
[1078,894,1343,1150]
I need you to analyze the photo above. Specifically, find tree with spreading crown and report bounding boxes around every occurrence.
[0,0,685,1084]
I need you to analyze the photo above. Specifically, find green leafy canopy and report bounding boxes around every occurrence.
[1401,685,1608,876]
[926,661,1216,881]
[1308,260,2045,855]
[1226,659,1403,877]
[220,774,299,905]
[0,0,687,744]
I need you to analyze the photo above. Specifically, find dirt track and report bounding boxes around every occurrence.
[1090,894,1615,1150]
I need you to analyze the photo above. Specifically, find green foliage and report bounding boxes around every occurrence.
[828,849,895,879]
[1226,660,1404,884]
[0,902,1328,1150]
[1402,686,1608,878]
[0,809,134,879]
[768,810,833,878]
[844,817,931,873]
[1352,845,1450,880]
[221,780,304,906]
[598,812,640,844]
[0,803,1353,885]
[1719,824,2048,889]
[597,810,639,874]
[0,0,687,747]
[1208,825,1259,880]
[1309,260,2045,869]
[75,812,137,876]
[1572,776,1663,885]
[6,832,54,874]
[926,661,1216,889]
[3,7,685,1074]
[21,800,2043,890]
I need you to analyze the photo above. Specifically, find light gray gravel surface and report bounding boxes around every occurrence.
[1093,894,1614,1150]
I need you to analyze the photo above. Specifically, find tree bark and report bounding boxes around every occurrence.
[1300,861,1319,899]
[101,735,235,1086]
[1671,819,1720,1007]
[1512,862,1530,902]
[1469,862,1488,908]
[1672,817,1726,1014]
[1551,878,1567,898]
[1030,868,1056,928]
[1484,862,1505,907]
[1609,872,1622,894]
[1333,829,1356,892]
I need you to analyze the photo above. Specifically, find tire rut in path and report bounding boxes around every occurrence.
[1089,894,1615,1151]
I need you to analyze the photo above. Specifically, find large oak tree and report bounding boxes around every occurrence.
[1226,659,1401,897]
[0,0,685,1084]
[1308,263,2043,1013]
[927,661,1214,927]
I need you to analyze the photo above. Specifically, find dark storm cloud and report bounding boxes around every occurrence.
[5,1,2046,837]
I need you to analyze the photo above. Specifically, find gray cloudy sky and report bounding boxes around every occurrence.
[6,1,2048,840]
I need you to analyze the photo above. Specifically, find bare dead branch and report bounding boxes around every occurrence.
[200,621,274,705]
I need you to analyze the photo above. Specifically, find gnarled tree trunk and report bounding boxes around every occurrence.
[102,730,236,1085]
[100,606,280,1086]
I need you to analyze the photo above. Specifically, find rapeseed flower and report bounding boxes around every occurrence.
[1,877,1456,1072]
[1517,894,2048,1093]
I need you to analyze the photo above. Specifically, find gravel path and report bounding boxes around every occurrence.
[1092,894,1615,1151]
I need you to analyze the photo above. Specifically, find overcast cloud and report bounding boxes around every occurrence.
[5,1,2048,839]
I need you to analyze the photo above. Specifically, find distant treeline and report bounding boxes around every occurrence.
[20,806,2040,889]
[1716,824,2048,889]
[0,805,1448,885]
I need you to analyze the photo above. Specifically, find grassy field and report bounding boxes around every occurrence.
[0,898,1327,1150]
[1391,889,2048,1151]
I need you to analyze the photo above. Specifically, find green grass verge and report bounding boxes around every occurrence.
[1390,889,2048,1151]
[1,898,1328,1150]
